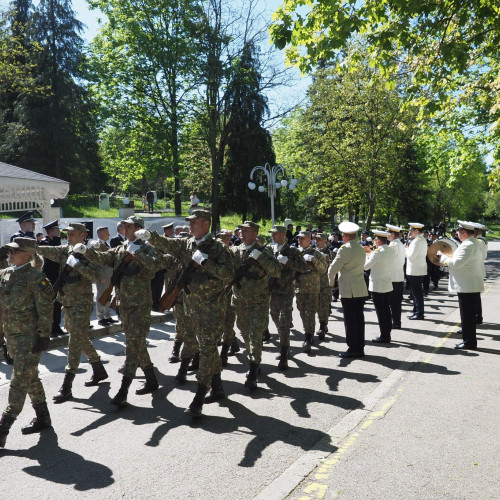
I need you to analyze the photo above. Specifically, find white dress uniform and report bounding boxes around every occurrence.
[405,227,428,318]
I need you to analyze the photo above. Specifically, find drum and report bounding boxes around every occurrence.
[427,237,458,266]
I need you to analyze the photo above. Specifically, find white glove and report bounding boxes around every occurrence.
[90,239,101,249]
[73,243,87,254]
[436,250,443,256]
[192,249,208,265]
[66,255,78,267]
[127,242,141,254]
[135,229,151,240]
[277,254,289,265]
[304,254,314,262]
[249,249,262,260]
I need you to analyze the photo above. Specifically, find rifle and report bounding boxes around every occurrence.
[98,252,136,307]
[158,241,212,311]
[225,243,268,294]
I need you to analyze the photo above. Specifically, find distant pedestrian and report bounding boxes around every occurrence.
[146,189,155,213]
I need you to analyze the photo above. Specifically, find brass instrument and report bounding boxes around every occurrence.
[427,238,458,266]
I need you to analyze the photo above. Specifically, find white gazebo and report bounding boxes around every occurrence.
[0,161,70,243]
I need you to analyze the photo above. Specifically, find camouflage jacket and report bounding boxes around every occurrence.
[149,231,234,305]
[294,246,328,294]
[36,244,101,306]
[231,242,281,304]
[0,264,53,339]
[86,240,168,310]
[268,243,308,296]
[317,246,334,288]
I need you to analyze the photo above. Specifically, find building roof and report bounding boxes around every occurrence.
[0,162,69,183]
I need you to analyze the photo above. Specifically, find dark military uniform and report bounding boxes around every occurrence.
[316,239,334,336]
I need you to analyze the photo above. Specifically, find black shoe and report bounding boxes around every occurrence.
[277,346,289,370]
[302,334,313,353]
[475,317,483,325]
[228,338,240,356]
[338,350,365,358]
[85,361,109,386]
[244,362,259,389]
[21,402,52,434]
[53,372,75,403]
[204,373,226,404]
[263,328,271,343]
[185,384,209,417]
[392,324,401,329]
[455,342,477,350]
[175,358,192,383]
[169,341,182,363]
[372,336,391,343]
[110,376,133,406]
[98,319,109,326]
[51,325,65,337]
[107,318,119,324]
[407,314,424,320]
[135,367,159,395]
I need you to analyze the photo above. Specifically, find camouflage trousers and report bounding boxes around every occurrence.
[233,298,269,365]
[173,297,195,352]
[121,306,153,379]
[296,292,319,336]
[222,294,236,345]
[64,302,100,374]
[318,285,332,324]
[4,334,46,419]
[184,292,225,389]
[270,291,294,347]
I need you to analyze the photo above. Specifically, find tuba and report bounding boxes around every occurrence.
[427,238,458,266]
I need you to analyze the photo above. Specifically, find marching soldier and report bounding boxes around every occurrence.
[295,230,328,353]
[328,222,368,358]
[405,222,427,320]
[10,211,36,242]
[38,220,65,337]
[139,210,234,417]
[386,224,406,329]
[364,230,394,343]
[230,221,281,387]
[85,216,167,406]
[268,226,308,370]
[0,238,53,449]
[315,233,334,340]
[36,223,108,402]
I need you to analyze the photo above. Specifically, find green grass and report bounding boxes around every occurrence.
[485,224,500,240]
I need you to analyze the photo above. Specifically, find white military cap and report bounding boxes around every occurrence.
[470,221,486,230]
[408,222,424,229]
[338,222,359,234]
[456,220,476,230]
[373,229,390,237]
[385,224,403,232]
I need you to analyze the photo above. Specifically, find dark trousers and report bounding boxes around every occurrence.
[476,297,483,322]
[151,270,165,311]
[341,297,365,353]
[458,292,480,347]
[372,291,392,339]
[407,275,425,316]
[389,281,403,326]
[52,300,62,331]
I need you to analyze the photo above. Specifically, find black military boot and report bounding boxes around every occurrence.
[204,372,226,404]
[185,383,209,417]
[110,376,133,406]
[0,413,15,448]
[228,338,240,356]
[220,343,230,367]
[21,402,52,434]
[244,362,260,389]
[84,360,109,387]
[302,333,313,353]
[189,352,200,371]
[278,345,289,370]
[175,357,192,382]
[135,367,159,395]
[53,372,75,403]
[263,328,271,343]
[168,341,182,363]
[317,322,328,341]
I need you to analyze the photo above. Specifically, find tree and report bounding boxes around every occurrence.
[220,41,276,222]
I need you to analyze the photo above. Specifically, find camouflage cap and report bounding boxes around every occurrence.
[6,237,37,253]
[297,230,311,238]
[120,216,145,228]
[239,221,260,231]
[315,233,328,239]
[185,209,211,221]
[65,223,88,232]
[269,225,286,234]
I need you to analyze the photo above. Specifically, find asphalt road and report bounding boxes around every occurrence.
[0,243,498,500]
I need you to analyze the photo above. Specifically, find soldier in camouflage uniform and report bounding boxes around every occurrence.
[36,223,107,403]
[138,209,234,417]
[295,231,328,353]
[85,216,168,406]
[315,233,334,340]
[0,238,53,449]
[268,226,308,370]
[230,221,281,388]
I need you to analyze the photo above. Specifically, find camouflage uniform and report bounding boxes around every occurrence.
[36,244,102,374]
[148,231,233,389]
[269,243,308,348]
[317,245,334,330]
[295,247,328,344]
[231,243,281,366]
[0,264,52,419]
[86,241,167,380]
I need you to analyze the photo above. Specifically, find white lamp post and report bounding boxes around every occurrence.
[247,163,297,227]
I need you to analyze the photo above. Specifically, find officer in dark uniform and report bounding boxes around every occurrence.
[110,222,126,248]
[10,211,36,242]
[38,220,65,337]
